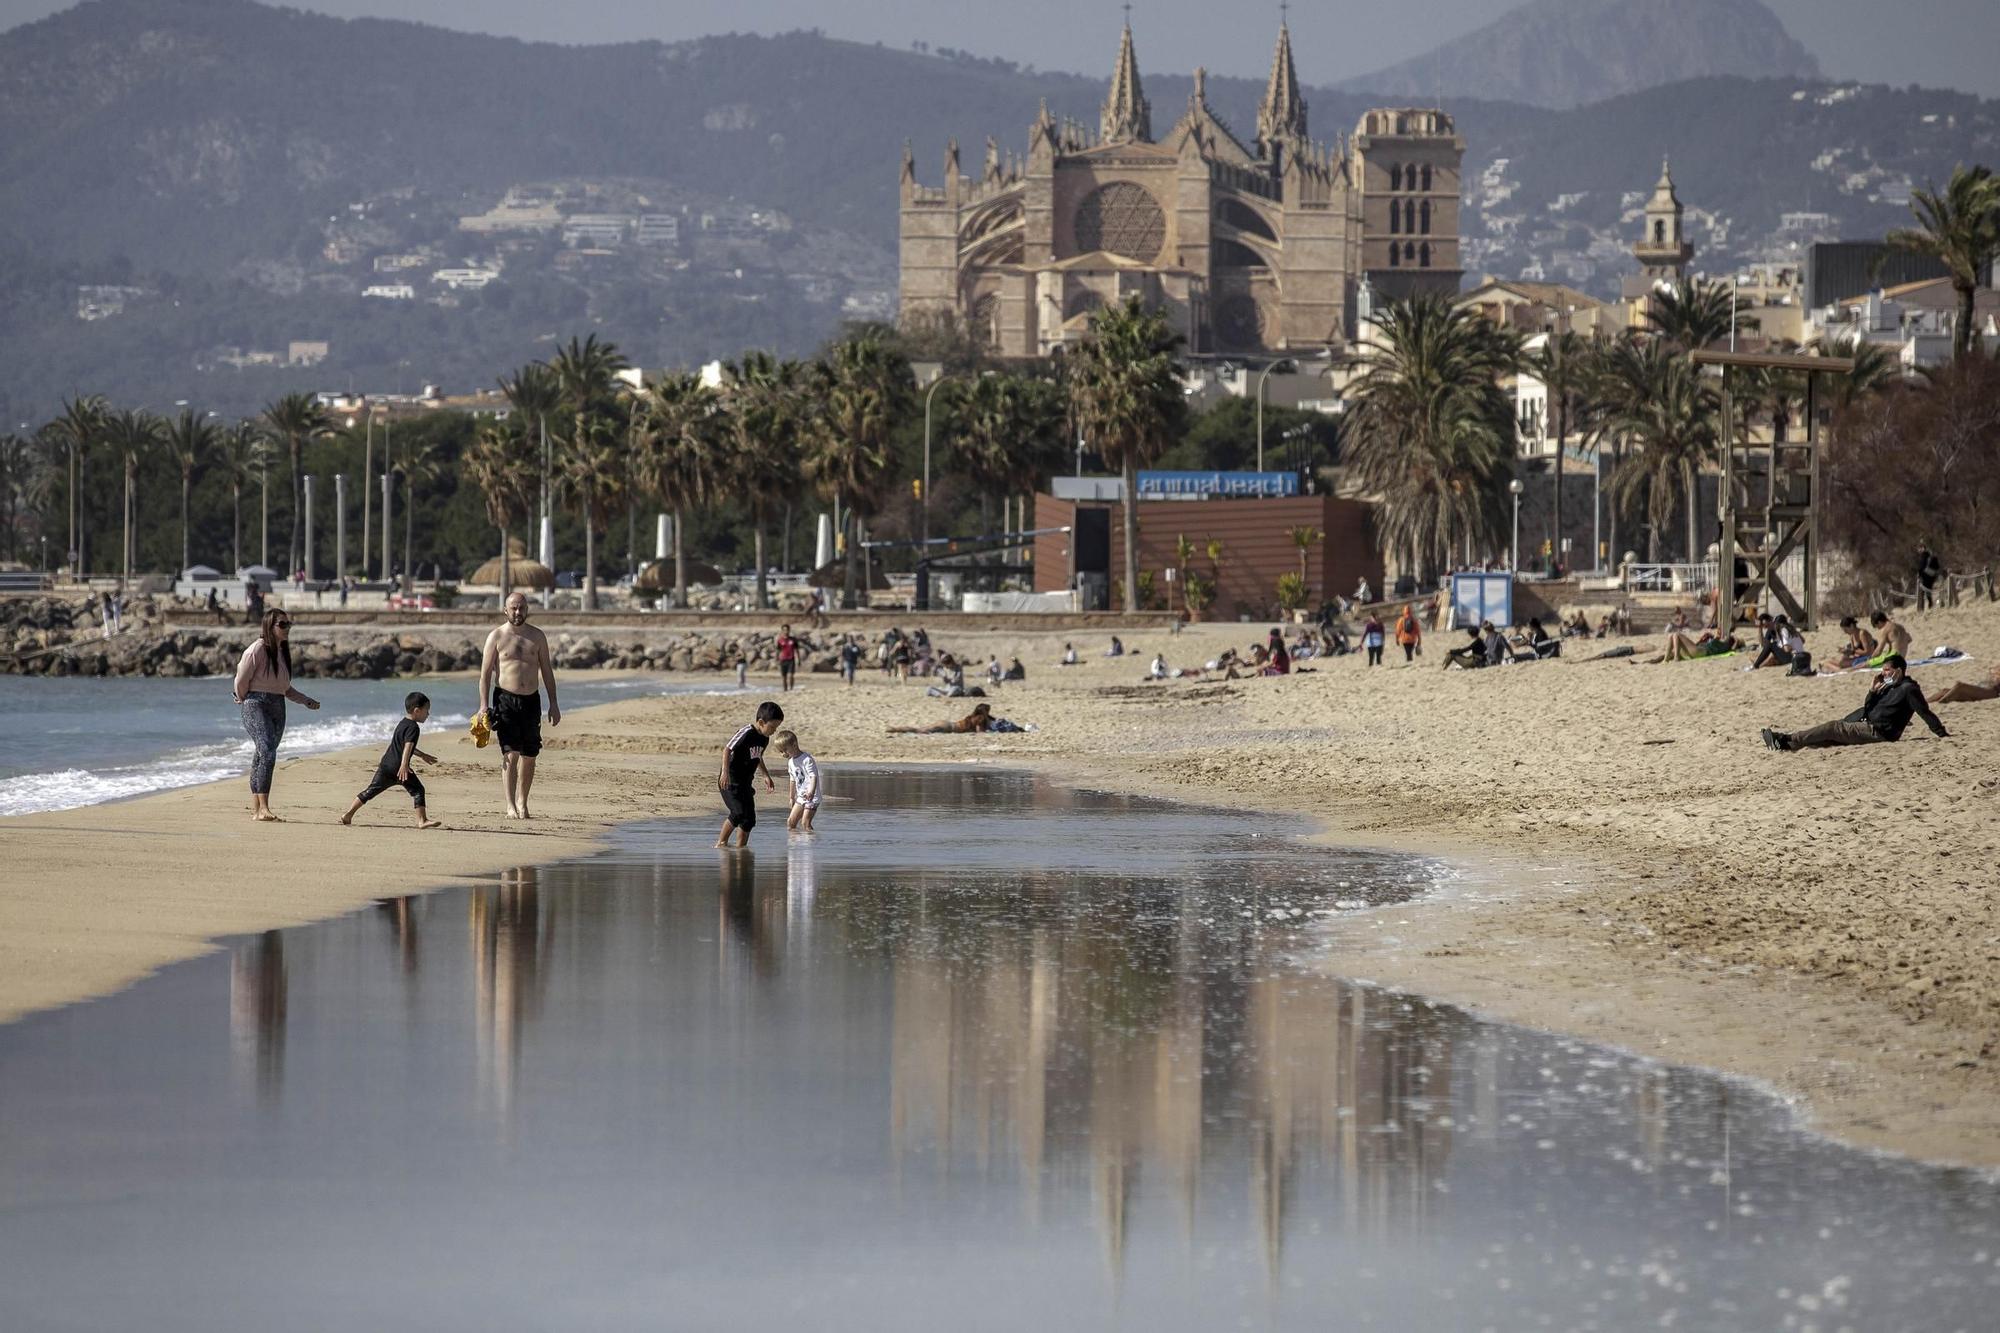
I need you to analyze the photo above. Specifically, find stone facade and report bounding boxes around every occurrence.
[898,24,1464,358]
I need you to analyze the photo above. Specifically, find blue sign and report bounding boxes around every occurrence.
[1135,470,1299,499]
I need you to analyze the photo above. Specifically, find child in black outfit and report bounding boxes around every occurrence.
[341,691,443,828]
[715,700,782,847]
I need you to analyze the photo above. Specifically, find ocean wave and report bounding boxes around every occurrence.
[0,706,474,818]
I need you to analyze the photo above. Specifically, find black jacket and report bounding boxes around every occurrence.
[1845,676,1947,741]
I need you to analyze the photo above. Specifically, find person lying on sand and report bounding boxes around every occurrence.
[1761,655,1948,751]
[1933,665,2000,705]
[889,703,995,734]
[1649,629,1739,663]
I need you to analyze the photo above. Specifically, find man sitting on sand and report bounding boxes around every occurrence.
[476,591,560,819]
[1761,655,1948,751]
[1870,610,1912,662]
[1443,624,1486,670]
[1933,665,2000,705]
[1750,613,1792,670]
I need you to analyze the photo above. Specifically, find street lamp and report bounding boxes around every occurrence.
[1509,478,1526,574]
[1255,348,1334,472]
[921,372,953,546]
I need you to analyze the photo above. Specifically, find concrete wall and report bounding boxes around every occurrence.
[1033,493,1382,621]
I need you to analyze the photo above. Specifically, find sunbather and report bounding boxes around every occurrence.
[1933,665,2000,705]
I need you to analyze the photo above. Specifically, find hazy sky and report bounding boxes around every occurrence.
[3,0,1995,98]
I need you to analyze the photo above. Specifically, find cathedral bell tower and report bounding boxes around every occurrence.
[1634,158,1694,286]
[1255,21,1308,167]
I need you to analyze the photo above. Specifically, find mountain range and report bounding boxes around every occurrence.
[1337,0,1820,109]
[0,0,1993,421]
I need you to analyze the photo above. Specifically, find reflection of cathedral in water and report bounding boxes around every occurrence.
[881,875,1460,1279]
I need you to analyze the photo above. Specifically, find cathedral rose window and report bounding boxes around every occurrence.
[1073,183,1166,263]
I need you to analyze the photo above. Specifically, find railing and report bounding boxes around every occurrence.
[1621,562,1716,594]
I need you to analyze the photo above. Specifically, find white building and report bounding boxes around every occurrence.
[1811,278,2000,369]
[562,213,634,247]
[364,283,416,300]
[635,214,681,246]
[430,268,500,291]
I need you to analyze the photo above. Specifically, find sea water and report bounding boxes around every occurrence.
[0,675,742,816]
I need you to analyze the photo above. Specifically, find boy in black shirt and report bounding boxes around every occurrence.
[715,700,783,847]
[341,691,443,828]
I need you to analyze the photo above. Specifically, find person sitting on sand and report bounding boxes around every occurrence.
[1750,614,1794,670]
[1444,624,1486,670]
[1481,621,1519,666]
[1562,609,1592,639]
[986,655,1004,686]
[1148,652,1169,680]
[1522,617,1560,659]
[1059,642,1079,666]
[926,655,968,698]
[1933,665,2000,705]
[889,703,996,734]
[1004,656,1026,681]
[1761,655,1947,751]
[1106,636,1124,658]
[1869,611,1912,662]
[1827,616,1878,671]
[1666,606,1690,636]
[1262,640,1291,677]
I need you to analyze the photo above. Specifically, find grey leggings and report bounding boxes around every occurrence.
[241,692,287,795]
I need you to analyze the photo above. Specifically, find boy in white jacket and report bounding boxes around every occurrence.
[773,730,822,833]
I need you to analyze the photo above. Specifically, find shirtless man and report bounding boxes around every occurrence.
[1869,611,1912,662]
[477,592,560,818]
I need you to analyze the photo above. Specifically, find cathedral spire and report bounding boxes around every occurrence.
[1100,20,1152,144]
[1256,19,1308,160]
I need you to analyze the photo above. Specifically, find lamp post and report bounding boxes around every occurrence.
[1254,358,1297,473]
[921,373,952,546]
[334,472,346,582]
[381,470,393,595]
[1509,478,1525,574]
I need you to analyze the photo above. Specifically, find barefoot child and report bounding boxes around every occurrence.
[716,701,782,847]
[772,730,821,833]
[341,691,443,829]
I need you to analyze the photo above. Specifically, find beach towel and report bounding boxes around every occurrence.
[1816,651,1971,678]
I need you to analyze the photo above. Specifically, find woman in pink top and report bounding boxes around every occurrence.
[231,608,320,821]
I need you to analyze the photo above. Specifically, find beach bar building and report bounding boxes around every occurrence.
[1034,476,1381,619]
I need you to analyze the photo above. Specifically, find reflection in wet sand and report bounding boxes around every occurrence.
[470,868,549,1127]
[228,930,285,1103]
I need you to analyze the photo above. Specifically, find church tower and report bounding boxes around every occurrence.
[1255,22,1308,166]
[1100,23,1152,144]
[1634,158,1694,286]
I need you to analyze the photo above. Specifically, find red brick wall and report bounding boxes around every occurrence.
[1034,493,1382,621]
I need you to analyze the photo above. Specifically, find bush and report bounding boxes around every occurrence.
[1183,572,1215,617]
[1275,571,1309,612]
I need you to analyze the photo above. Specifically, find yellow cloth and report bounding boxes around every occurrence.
[469,711,492,748]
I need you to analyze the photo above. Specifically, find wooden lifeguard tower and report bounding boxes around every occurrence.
[1693,348,1856,630]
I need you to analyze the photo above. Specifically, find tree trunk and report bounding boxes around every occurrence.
[1684,461,1699,566]
[403,484,415,596]
[1956,279,1976,361]
[499,524,512,605]
[181,470,192,578]
[841,509,861,611]
[78,447,88,576]
[672,505,687,609]
[1119,455,1139,613]
[1552,393,1566,574]
[754,523,769,610]
[288,440,303,579]
[231,481,242,574]
[122,462,133,585]
[584,509,598,611]
[361,427,372,581]
[781,502,793,576]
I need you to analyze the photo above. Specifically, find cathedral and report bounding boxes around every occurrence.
[898,22,1465,357]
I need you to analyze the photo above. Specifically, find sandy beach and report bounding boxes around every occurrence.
[3,601,1997,1165]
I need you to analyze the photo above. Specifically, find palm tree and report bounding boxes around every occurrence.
[215,423,268,575]
[948,371,1067,550]
[810,334,913,608]
[1808,331,1901,411]
[163,408,220,577]
[260,392,333,579]
[102,408,163,584]
[1286,524,1323,592]
[0,432,43,563]
[722,351,808,610]
[1345,294,1520,579]
[631,371,723,608]
[463,425,533,604]
[557,411,631,611]
[499,361,566,564]
[1886,165,2000,362]
[1522,330,1594,569]
[1642,279,1755,351]
[43,395,105,574]
[1597,336,1721,562]
[1066,298,1189,611]
[396,436,445,594]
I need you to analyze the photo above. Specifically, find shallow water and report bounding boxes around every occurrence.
[0,675,745,815]
[0,769,1994,1332]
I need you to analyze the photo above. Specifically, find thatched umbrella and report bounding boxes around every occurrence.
[635,558,721,591]
[469,555,554,589]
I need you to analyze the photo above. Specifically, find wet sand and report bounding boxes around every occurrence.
[3,601,1997,1165]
